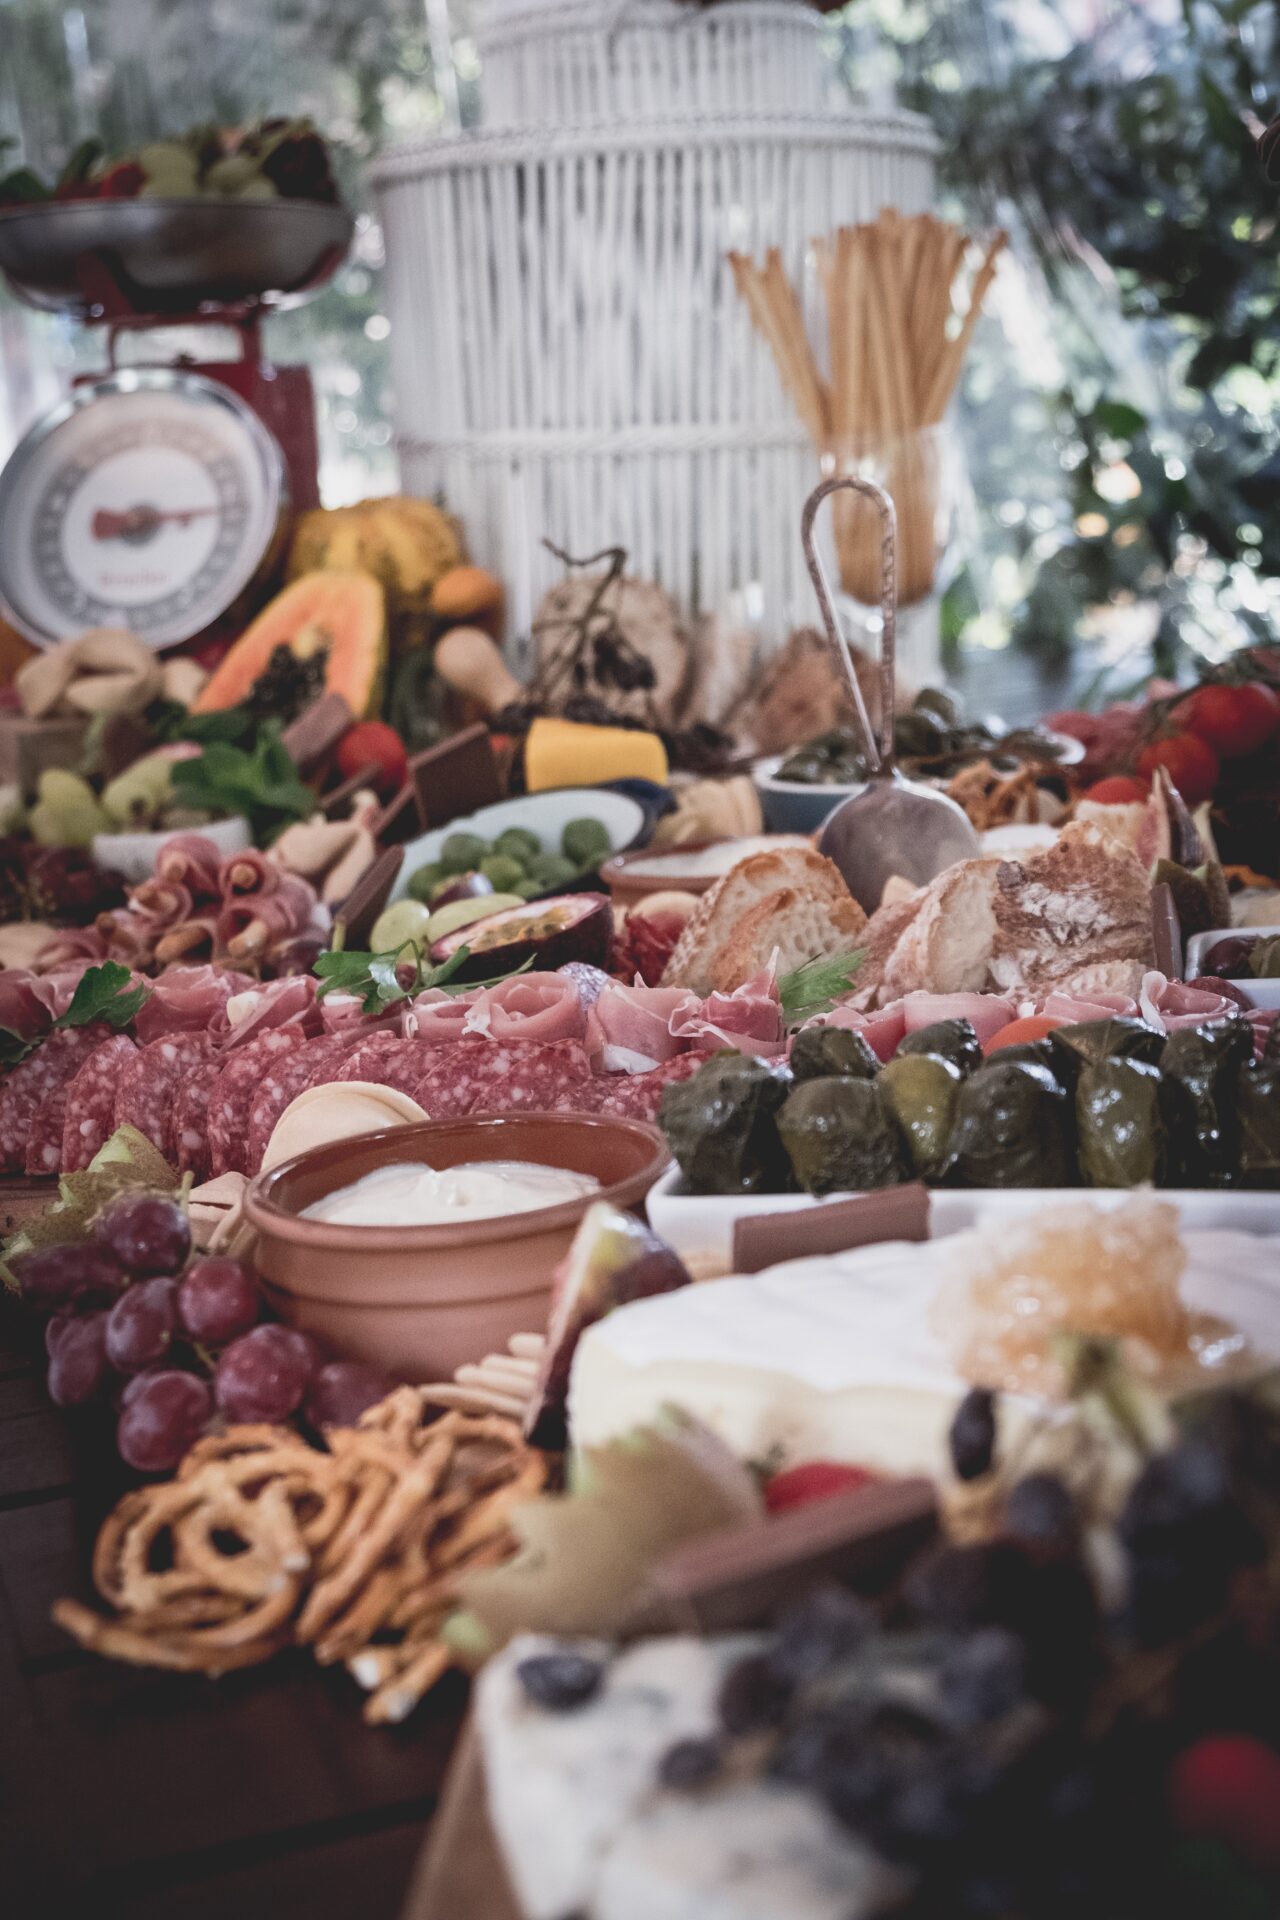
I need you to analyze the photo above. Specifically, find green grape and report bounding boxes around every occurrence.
[102,752,173,828]
[493,827,541,865]
[480,854,525,892]
[440,831,489,875]
[407,861,445,904]
[370,899,433,955]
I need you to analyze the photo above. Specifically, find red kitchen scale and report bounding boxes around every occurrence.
[0,196,353,653]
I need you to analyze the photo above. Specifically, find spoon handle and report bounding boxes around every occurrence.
[800,474,898,774]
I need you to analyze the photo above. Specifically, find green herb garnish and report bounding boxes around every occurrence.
[169,725,313,842]
[314,941,533,1015]
[0,961,151,1068]
[779,949,866,1026]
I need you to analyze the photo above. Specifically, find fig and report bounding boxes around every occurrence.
[429,870,493,909]
[524,1202,691,1446]
[429,892,612,979]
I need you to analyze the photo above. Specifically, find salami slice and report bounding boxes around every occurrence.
[0,1026,108,1176]
[584,1051,704,1122]
[113,1031,215,1158]
[206,1027,309,1177]
[335,1034,443,1098]
[172,1052,229,1181]
[60,1033,141,1172]
[412,1039,593,1121]
[245,1032,366,1172]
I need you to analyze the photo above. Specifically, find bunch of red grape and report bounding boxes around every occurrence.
[12,1190,391,1473]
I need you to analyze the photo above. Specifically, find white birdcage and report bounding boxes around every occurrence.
[373,1,936,655]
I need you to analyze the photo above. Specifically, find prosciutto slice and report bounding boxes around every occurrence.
[465,973,588,1044]
[405,989,483,1042]
[221,975,323,1049]
[133,964,255,1045]
[670,967,786,1060]
[900,991,1017,1046]
[1037,987,1140,1024]
[154,833,224,899]
[1137,972,1246,1035]
[801,1000,907,1062]
[587,982,696,1073]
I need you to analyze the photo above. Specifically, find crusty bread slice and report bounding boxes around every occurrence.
[660,846,866,994]
[880,860,1000,1002]
[838,892,926,1010]
[988,822,1154,998]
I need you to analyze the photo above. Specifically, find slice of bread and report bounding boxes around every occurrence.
[833,892,926,1010]
[660,846,867,995]
[988,822,1154,997]
[880,860,1000,1002]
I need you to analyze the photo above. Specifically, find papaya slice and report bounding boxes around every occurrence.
[193,571,387,718]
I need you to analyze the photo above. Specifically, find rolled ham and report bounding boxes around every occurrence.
[154,833,224,900]
[670,966,786,1060]
[465,972,588,1045]
[900,991,1018,1046]
[133,964,255,1046]
[405,988,482,1043]
[222,974,322,1049]
[587,982,697,1073]
[801,1000,907,1062]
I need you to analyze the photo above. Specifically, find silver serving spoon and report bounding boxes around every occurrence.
[802,474,980,914]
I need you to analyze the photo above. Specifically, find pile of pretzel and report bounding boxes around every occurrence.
[945,759,1053,832]
[53,1389,547,1725]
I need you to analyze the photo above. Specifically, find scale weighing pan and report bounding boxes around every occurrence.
[0,197,354,314]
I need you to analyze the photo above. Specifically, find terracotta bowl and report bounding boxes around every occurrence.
[243,1110,670,1383]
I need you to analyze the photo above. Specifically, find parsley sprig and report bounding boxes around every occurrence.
[313,942,532,1016]
[0,962,150,1068]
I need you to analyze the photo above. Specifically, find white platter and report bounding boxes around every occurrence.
[646,1161,1280,1274]
[93,812,251,885]
[389,786,649,904]
[1185,925,1280,1012]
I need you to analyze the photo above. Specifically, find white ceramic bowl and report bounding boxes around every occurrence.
[389,786,650,903]
[93,813,252,884]
[1185,926,1280,1012]
[646,1161,1280,1275]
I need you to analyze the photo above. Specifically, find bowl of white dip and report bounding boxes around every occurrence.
[244,1110,670,1381]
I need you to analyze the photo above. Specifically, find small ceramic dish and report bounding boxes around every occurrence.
[600,834,814,910]
[1185,926,1280,1011]
[388,786,652,907]
[244,1110,670,1381]
[93,813,251,884]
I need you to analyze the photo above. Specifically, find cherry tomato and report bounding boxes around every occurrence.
[336,721,408,797]
[764,1461,877,1513]
[1136,731,1219,805]
[1081,775,1150,804]
[984,1015,1066,1054]
[1183,681,1280,760]
[1168,1734,1280,1874]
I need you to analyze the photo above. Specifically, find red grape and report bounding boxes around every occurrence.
[13,1240,124,1310]
[304,1360,394,1431]
[45,1311,73,1357]
[214,1324,317,1423]
[117,1371,212,1473]
[105,1278,178,1372]
[47,1312,109,1406]
[91,1191,191,1277]
[177,1257,261,1345]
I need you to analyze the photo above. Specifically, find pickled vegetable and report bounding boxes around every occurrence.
[777,1077,904,1196]
[896,1019,982,1078]
[562,817,613,866]
[407,860,445,904]
[441,831,489,875]
[948,1060,1074,1188]
[494,827,541,864]
[788,1026,880,1084]
[879,1053,961,1181]
[1161,1019,1253,1187]
[1076,1058,1167,1188]
[659,1055,792,1195]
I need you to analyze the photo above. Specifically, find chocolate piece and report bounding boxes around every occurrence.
[731,1182,930,1275]
[1151,880,1183,980]
[281,693,353,775]
[0,713,88,796]
[628,1477,937,1635]
[416,725,503,829]
[333,846,404,948]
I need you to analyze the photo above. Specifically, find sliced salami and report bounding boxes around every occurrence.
[113,1030,215,1158]
[335,1033,443,1098]
[0,1026,108,1176]
[585,1051,705,1122]
[171,1052,230,1181]
[206,1027,309,1177]
[60,1033,141,1172]
[412,1039,593,1121]
[245,1032,366,1172]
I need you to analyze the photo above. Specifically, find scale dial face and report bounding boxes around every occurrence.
[0,368,286,650]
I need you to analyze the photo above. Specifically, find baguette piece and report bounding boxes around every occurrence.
[988,822,1154,998]
[881,861,1000,1001]
[660,847,866,996]
[839,892,926,1010]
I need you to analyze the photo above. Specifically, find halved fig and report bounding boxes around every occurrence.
[430,892,612,978]
[524,1201,691,1447]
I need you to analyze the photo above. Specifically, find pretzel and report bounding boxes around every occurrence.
[56,1384,547,1724]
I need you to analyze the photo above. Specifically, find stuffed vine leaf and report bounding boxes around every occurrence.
[1238,1062,1280,1189]
[1049,1017,1165,1074]
[1161,1018,1253,1187]
[948,1059,1074,1188]
[659,1053,792,1195]
[896,1019,983,1078]
[1076,1058,1167,1188]
[777,1076,905,1196]
[789,1025,880,1083]
[879,1053,962,1182]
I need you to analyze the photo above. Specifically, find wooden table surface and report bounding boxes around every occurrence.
[0,1292,461,1920]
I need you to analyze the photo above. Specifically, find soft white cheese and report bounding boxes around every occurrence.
[478,1634,893,1920]
[568,1227,1280,1477]
[303,1158,599,1228]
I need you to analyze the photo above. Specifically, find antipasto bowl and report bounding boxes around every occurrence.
[244,1110,670,1380]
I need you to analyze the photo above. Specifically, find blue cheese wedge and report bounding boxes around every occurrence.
[477,1634,896,1920]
